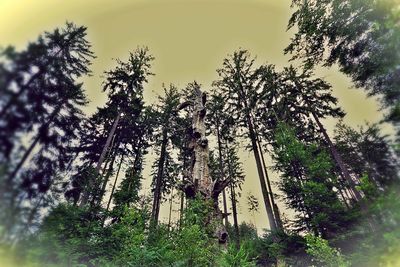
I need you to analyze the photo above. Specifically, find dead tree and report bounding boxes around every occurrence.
[179,83,230,244]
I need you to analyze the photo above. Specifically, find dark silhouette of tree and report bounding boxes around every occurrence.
[149,85,182,227]
[0,23,94,241]
[285,0,400,137]
[213,50,278,231]
[334,122,399,191]
[76,47,154,207]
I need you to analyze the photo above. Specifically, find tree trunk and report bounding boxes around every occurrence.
[246,115,277,232]
[291,162,315,233]
[23,192,45,235]
[103,155,124,226]
[6,103,63,183]
[97,153,117,206]
[311,112,362,201]
[256,132,283,231]
[226,148,240,248]
[230,184,240,249]
[97,133,119,204]
[216,123,229,226]
[151,128,168,227]
[95,113,121,173]
[168,187,174,230]
[80,113,121,207]
[179,147,188,228]
[181,86,230,244]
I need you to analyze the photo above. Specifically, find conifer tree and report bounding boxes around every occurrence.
[77,47,154,207]
[272,123,349,238]
[0,23,94,241]
[149,85,181,227]
[213,50,278,231]
[285,0,400,135]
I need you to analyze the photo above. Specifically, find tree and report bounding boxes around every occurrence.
[272,123,350,238]
[180,82,231,244]
[0,23,94,241]
[0,22,93,162]
[150,85,181,227]
[225,141,245,248]
[247,193,260,229]
[77,47,154,207]
[207,91,240,229]
[255,65,362,203]
[213,50,278,232]
[334,122,399,190]
[285,0,400,131]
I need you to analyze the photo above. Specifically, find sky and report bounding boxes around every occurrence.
[0,0,392,232]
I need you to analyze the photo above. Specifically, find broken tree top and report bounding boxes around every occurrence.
[179,84,230,201]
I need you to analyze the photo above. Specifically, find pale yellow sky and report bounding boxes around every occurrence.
[0,0,391,232]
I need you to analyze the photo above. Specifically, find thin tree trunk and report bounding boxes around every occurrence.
[226,148,240,248]
[6,103,63,183]
[179,147,187,228]
[97,134,118,204]
[151,128,168,227]
[88,153,112,207]
[95,113,121,173]
[80,113,121,206]
[97,153,117,206]
[103,154,124,224]
[168,187,174,230]
[246,115,277,232]
[336,180,351,209]
[24,192,45,234]
[230,184,240,249]
[256,131,283,231]
[291,162,316,233]
[216,123,229,226]
[311,112,362,201]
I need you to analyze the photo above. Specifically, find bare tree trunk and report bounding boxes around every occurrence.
[6,103,63,183]
[179,175,185,228]
[216,123,229,226]
[256,132,283,231]
[95,113,121,173]
[151,128,168,227]
[168,187,174,230]
[105,155,124,212]
[246,115,277,232]
[97,153,117,206]
[311,112,362,201]
[102,155,124,226]
[226,148,240,248]
[181,85,230,244]
[80,113,121,207]
[230,184,240,248]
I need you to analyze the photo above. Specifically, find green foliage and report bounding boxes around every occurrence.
[305,234,350,267]
[346,188,400,266]
[334,122,398,190]
[286,0,400,131]
[273,123,349,237]
[21,204,114,266]
[356,174,379,200]
[217,244,256,267]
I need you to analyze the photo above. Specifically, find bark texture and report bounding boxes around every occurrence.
[181,85,230,244]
